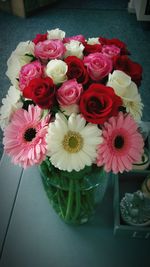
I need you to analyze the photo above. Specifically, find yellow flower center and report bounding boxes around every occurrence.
[62,131,83,153]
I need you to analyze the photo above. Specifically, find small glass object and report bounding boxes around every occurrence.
[120,190,150,226]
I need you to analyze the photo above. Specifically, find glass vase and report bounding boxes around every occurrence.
[39,158,109,225]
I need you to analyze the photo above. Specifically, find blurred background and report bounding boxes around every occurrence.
[0,0,150,159]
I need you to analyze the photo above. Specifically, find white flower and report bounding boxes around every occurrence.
[46,113,103,172]
[45,59,68,85]
[123,92,143,122]
[47,28,66,40]
[107,70,133,97]
[0,85,23,130]
[6,41,35,87]
[87,37,100,45]
[64,40,84,59]
[61,104,79,116]
[107,70,143,121]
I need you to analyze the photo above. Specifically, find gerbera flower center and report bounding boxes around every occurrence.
[24,128,37,142]
[63,131,83,153]
[114,135,124,149]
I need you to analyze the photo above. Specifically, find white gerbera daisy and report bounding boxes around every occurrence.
[46,113,103,172]
[123,94,144,122]
[0,85,22,130]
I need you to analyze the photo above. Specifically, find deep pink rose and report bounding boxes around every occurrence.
[56,79,83,106]
[101,45,120,58]
[19,60,43,91]
[34,39,66,60]
[83,52,112,81]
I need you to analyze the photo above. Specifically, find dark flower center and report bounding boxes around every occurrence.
[114,135,124,149]
[24,128,36,142]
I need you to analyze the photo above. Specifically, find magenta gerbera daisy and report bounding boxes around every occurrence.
[3,105,50,168]
[96,112,144,174]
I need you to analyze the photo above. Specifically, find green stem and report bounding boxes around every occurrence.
[57,190,65,219]
[59,188,67,205]
[82,190,94,215]
[73,180,81,221]
[65,179,74,221]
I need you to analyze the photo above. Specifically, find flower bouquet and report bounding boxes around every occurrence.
[0,28,144,224]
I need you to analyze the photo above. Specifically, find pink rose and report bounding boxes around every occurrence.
[63,34,85,44]
[19,60,43,91]
[34,39,66,60]
[101,45,121,58]
[56,79,83,106]
[83,53,112,81]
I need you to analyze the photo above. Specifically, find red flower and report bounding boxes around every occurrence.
[23,77,55,109]
[79,84,122,124]
[32,33,47,44]
[113,55,143,86]
[83,42,102,55]
[99,37,129,55]
[65,56,89,84]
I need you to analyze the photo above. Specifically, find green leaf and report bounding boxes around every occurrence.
[25,53,36,61]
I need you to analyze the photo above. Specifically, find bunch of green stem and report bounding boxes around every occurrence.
[43,177,96,224]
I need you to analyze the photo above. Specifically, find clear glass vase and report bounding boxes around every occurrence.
[39,158,109,225]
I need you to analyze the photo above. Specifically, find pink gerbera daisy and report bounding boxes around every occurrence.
[96,112,144,174]
[3,105,50,168]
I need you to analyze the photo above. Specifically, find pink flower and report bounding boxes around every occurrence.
[19,60,43,91]
[101,45,121,58]
[63,35,85,44]
[34,39,66,60]
[56,79,83,106]
[96,112,144,174]
[3,105,50,168]
[83,52,112,81]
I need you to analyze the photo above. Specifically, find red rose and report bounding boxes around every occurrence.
[83,42,102,55]
[23,77,55,109]
[113,55,143,86]
[65,56,89,85]
[79,84,122,124]
[99,37,129,55]
[32,33,47,44]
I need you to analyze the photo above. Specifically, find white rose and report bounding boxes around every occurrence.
[107,70,143,122]
[107,70,134,97]
[6,41,35,86]
[47,28,66,40]
[64,40,84,59]
[0,85,22,130]
[45,59,68,85]
[87,37,100,45]
[13,41,35,57]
